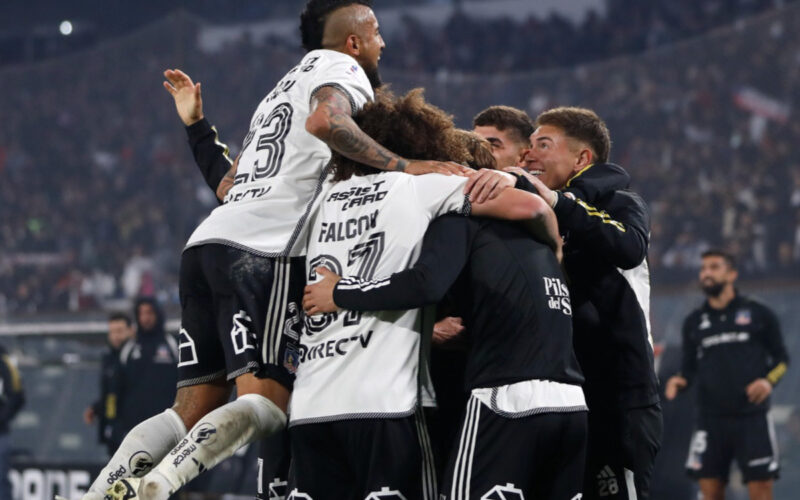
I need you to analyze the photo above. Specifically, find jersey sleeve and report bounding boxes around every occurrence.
[185,117,234,199]
[335,215,474,311]
[308,53,375,113]
[758,304,790,385]
[553,190,649,270]
[410,175,471,219]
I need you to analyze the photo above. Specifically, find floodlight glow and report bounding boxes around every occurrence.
[59,20,73,36]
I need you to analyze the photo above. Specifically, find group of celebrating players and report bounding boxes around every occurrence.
[76,1,664,499]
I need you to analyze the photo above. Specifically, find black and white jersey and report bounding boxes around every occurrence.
[681,293,789,416]
[289,173,470,425]
[186,50,374,257]
[334,215,587,413]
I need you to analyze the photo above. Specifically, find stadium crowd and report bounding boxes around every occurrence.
[2,0,800,316]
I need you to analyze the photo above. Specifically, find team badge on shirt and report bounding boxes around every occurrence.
[284,347,299,374]
[735,309,752,326]
[154,345,173,363]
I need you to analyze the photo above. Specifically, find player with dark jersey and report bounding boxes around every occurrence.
[666,250,789,500]
[304,182,587,498]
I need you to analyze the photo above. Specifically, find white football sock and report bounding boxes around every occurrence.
[142,394,286,500]
[83,409,186,499]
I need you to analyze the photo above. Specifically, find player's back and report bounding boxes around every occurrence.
[449,217,584,390]
[186,49,374,257]
[290,171,469,425]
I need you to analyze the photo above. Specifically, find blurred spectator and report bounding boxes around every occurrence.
[1,0,800,316]
[0,344,24,500]
[84,312,135,456]
[111,298,178,447]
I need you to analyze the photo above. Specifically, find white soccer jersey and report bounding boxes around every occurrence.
[185,49,374,256]
[289,172,471,424]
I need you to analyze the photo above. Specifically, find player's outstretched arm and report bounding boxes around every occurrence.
[165,68,234,199]
[305,86,471,177]
[303,216,470,315]
[163,69,204,126]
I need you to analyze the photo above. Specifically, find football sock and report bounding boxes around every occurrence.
[142,394,286,500]
[83,408,186,499]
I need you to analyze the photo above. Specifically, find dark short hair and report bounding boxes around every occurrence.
[299,0,373,52]
[701,249,737,270]
[535,107,611,163]
[331,88,482,181]
[472,106,534,145]
[108,311,132,327]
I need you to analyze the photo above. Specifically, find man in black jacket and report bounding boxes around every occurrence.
[84,312,134,455]
[510,107,661,500]
[111,298,179,450]
[665,250,789,500]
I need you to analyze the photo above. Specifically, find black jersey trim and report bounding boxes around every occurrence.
[227,361,262,381]
[184,239,290,258]
[177,369,227,389]
[288,407,416,427]
[309,83,357,116]
[460,195,472,216]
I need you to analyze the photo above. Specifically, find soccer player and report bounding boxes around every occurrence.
[291,88,562,499]
[665,250,789,500]
[91,2,468,500]
[299,91,586,500]
[472,105,534,169]
[510,107,661,500]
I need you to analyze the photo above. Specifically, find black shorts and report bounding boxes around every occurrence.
[177,244,305,390]
[440,395,587,500]
[583,404,663,500]
[686,412,780,483]
[288,409,437,500]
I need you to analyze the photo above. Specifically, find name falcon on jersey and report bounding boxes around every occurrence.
[326,180,388,211]
[317,210,378,243]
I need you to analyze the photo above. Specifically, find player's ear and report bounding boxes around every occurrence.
[574,146,593,171]
[346,34,360,56]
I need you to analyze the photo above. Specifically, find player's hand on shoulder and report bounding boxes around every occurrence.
[745,378,772,404]
[504,166,557,207]
[664,375,688,400]
[303,267,342,315]
[406,160,473,177]
[464,168,516,203]
[163,69,204,126]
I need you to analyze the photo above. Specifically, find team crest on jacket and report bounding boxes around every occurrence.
[735,309,751,326]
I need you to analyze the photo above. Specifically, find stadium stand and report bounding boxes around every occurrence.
[0,2,798,497]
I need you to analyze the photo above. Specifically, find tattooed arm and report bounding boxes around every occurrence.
[305,86,469,176]
[215,154,239,201]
